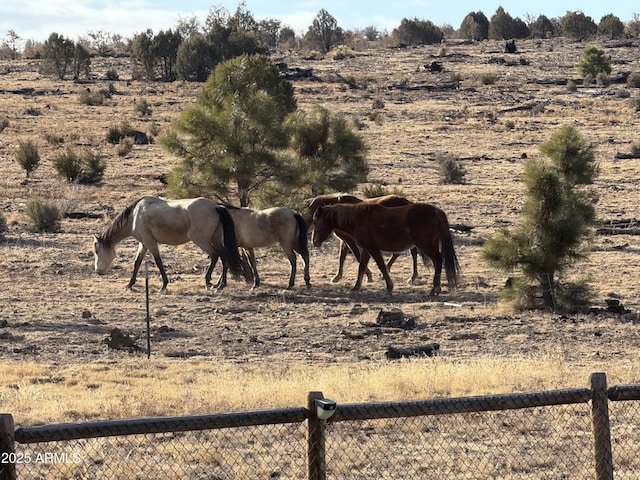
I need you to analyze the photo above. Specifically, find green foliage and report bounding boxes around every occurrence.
[392,18,443,45]
[459,11,489,40]
[305,9,343,53]
[287,105,369,195]
[436,154,467,184]
[162,54,299,206]
[598,14,625,39]
[52,147,106,184]
[41,33,75,79]
[528,15,556,39]
[106,121,135,144]
[488,7,529,40]
[25,198,61,233]
[78,89,107,106]
[15,140,40,177]
[482,125,597,312]
[627,72,640,88]
[361,183,404,198]
[576,46,611,79]
[135,98,153,116]
[561,11,597,41]
[162,54,368,206]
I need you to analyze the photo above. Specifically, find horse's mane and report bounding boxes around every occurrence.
[325,202,378,229]
[307,193,362,213]
[100,197,141,245]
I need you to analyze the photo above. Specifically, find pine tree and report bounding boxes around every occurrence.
[483,125,598,312]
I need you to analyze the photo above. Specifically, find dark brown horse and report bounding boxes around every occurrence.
[307,194,426,283]
[311,202,459,295]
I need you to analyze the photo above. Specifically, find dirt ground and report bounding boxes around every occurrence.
[1,38,640,377]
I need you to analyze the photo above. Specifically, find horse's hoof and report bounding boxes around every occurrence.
[330,276,341,283]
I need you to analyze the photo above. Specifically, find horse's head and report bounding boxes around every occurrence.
[93,235,116,274]
[311,206,334,247]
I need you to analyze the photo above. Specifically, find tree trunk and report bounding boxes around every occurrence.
[540,273,555,309]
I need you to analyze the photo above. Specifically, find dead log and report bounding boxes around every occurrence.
[385,343,440,359]
[614,152,640,159]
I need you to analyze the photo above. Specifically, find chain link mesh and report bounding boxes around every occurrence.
[15,422,307,479]
[10,395,640,479]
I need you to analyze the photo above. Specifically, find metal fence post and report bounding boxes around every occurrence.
[0,414,16,480]
[307,391,326,480]
[590,372,613,480]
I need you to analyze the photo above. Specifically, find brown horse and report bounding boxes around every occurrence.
[311,202,459,295]
[94,196,247,291]
[307,194,426,283]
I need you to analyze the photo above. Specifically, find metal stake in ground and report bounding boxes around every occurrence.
[145,259,151,358]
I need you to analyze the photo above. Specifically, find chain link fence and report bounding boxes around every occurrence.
[3,373,639,479]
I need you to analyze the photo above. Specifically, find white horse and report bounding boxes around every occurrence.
[93,196,247,291]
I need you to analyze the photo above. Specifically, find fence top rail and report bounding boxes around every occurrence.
[608,384,640,402]
[330,387,592,422]
[15,407,309,444]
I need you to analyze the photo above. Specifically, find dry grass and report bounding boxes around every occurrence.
[1,39,640,426]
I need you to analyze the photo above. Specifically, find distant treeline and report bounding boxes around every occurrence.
[1,4,637,82]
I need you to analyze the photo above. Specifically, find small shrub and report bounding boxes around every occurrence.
[596,72,610,87]
[106,121,134,144]
[105,68,119,81]
[0,116,9,133]
[52,147,83,181]
[627,72,640,88]
[504,120,516,130]
[478,72,497,85]
[576,46,611,80]
[135,98,152,116]
[361,183,405,198]
[78,150,106,184]
[117,137,134,157]
[629,96,640,112]
[106,125,124,144]
[436,153,467,184]
[566,80,577,92]
[78,89,106,106]
[25,107,41,116]
[52,147,106,184]
[44,132,64,145]
[631,143,640,155]
[26,198,61,233]
[15,140,40,177]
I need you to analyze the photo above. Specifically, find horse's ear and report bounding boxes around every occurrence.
[93,234,100,243]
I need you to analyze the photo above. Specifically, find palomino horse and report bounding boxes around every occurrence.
[211,205,311,289]
[311,202,459,295]
[307,194,426,283]
[94,196,247,291]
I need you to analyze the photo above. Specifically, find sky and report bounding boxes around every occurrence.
[1,1,639,44]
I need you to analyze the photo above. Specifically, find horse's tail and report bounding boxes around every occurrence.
[216,206,246,279]
[293,211,309,257]
[437,207,460,289]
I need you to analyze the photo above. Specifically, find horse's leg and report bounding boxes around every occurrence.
[292,242,311,288]
[353,250,371,291]
[342,236,374,283]
[423,246,443,296]
[331,239,348,283]
[408,247,419,285]
[246,248,260,289]
[127,243,148,289]
[284,246,297,289]
[143,241,169,291]
[370,249,394,293]
[206,252,221,290]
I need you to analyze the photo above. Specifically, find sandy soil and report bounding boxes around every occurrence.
[1,38,640,376]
